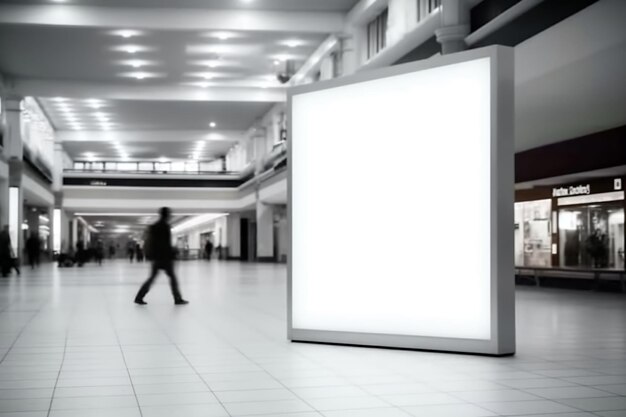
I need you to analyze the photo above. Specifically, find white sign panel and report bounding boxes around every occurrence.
[288,46,515,355]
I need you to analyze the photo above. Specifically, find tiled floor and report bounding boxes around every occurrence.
[0,260,625,417]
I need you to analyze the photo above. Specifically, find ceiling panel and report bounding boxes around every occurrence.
[38,98,273,131]
[0,25,326,85]
[0,0,361,12]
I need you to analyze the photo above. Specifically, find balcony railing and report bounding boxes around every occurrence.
[66,160,230,175]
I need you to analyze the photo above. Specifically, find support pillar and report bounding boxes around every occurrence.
[435,0,471,55]
[338,34,358,76]
[256,199,275,262]
[0,163,8,229]
[226,213,241,259]
[5,98,25,258]
[71,218,78,251]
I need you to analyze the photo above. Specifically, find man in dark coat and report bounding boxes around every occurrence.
[0,225,12,277]
[26,232,41,269]
[134,207,188,305]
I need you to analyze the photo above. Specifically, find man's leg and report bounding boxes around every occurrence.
[163,262,186,304]
[135,262,159,304]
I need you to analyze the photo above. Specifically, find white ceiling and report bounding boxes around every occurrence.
[515,0,626,151]
[0,0,361,12]
[1,0,624,164]
[0,0,346,162]
[0,25,326,86]
[38,98,273,131]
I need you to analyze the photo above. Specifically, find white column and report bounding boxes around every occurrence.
[253,128,268,175]
[387,0,412,46]
[256,200,274,261]
[226,213,241,259]
[52,140,64,192]
[71,218,78,250]
[0,163,9,229]
[5,98,25,257]
[435,0,471,54]
[340,31,360,76]
[319,55,335,80]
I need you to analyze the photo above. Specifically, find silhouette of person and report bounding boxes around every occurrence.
[136,244,144,262]
[134,207,188,305]
[76,240,86,267]
[0,225,12,277]
[26,232,41,269]
[205,238,213,261]
[95,240,104,266]
[127,242,135,263]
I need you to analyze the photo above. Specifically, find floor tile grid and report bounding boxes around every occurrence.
[103,297,146,417]
[3,262,626,417]
[151,299,382,416]
[0,303,41,365]
[139,305,234,417]
[42,300,70,417]
[176,304,486,417]
[143,282,600,417]
[441,386,608,417]
[228,344,402,416]
[497,360,626,415]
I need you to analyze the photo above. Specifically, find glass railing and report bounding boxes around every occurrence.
[65,160,233,175]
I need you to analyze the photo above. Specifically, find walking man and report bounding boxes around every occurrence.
[134,207,188,305]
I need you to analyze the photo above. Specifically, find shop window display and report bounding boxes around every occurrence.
[559,204,624,269]
[514,199,552,267]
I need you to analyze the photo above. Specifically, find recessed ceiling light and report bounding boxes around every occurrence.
[113,45,148,54]
[209,122,217,128]
[113,29,141,39]
[93,112,111,120]
[213,32,234,41]
[273,60,280,66]
[198,82,210,88]
[51,97,68,102]
[282,39,304,48]
[158,157,169,163]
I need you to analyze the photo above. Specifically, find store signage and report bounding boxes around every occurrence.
[552,184,591,197]
[90,180,107,186]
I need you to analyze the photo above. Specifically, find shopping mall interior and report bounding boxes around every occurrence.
[0,0,625,416]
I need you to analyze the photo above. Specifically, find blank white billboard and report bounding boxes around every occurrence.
[289,47,515,355]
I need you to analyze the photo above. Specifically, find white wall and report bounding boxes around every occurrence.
[225,103,286,172]
[173,215,228,251]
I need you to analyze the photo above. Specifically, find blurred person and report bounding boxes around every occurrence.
[127,241,136,263]
[76,240,85,267]
[134,207,188,305]
[204,237,214,261]
[95,240,104,266]
[0,225,12,277]
[25,232,41,269]
[136,243,144,262]
[109,244,115,259]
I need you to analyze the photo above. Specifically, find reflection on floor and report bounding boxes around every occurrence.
[0,260,625,417]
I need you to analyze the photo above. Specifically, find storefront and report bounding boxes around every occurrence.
[516,177,625,271]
